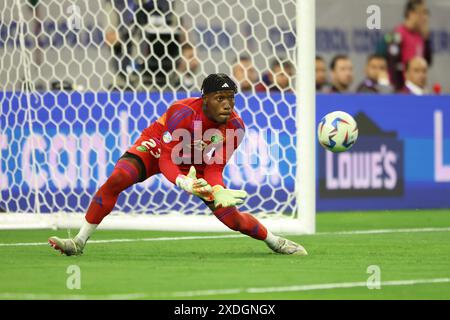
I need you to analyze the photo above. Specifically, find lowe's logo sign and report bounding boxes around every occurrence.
[319,137,404,198]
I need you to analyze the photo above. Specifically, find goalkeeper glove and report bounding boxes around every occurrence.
[176,166,214,201]
[212,185,248,208]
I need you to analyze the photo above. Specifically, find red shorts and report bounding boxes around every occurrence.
[124,133,205,182]
[124,134,162,180]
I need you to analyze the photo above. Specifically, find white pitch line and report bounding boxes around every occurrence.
[316,227,450,236]
[0,293,148,300]
[164,278,450,298]
[2,278,450,300]
[0,234,245,247]
[1,227,450,247]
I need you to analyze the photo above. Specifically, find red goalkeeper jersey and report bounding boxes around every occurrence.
[143,97,245,187]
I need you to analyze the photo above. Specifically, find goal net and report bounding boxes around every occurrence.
[0,0,315,233]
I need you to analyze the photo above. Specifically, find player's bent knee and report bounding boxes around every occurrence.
[102,159,141,193]
[103,172,127,193]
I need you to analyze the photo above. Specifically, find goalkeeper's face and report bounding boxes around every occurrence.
[204,90,235,124]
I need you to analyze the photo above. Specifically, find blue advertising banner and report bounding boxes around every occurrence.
[1,92,449,213]
[317,94,450,211]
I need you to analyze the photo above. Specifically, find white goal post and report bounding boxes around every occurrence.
[0,0,315,234]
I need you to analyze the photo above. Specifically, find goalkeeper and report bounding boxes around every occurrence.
[49,73,307,257]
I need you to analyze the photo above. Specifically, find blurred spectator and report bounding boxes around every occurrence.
[256,60,294,92]
[169,44,200,91]
[316,56,331,92]
[400,56,428,95]
[377,0,432,91]
[356,54,393,94]
[232,55,259,92]
[105,0,179,90]
[329,55,354,93]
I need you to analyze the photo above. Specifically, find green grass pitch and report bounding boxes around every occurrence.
[1,209,450,300]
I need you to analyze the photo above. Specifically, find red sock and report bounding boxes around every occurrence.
[85,159,140,224]
[213,207,268,240]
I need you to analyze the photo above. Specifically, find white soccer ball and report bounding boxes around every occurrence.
[317,111,358,153]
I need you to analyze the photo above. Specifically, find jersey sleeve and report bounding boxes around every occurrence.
[203,117,245,187]
[158,103,195,184]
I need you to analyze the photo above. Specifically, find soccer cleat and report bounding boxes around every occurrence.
[268,237,308,256]
[48,236,84,256]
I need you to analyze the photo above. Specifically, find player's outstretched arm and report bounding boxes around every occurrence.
[203,164,248,208]
[211,185,248,208]
[175,166,247,207]
[176,166,214,201]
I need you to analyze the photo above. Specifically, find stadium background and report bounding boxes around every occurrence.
[1,0,450,91]
[1,0,449,214]
[2,93,450,213]
[0,0,450,301]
